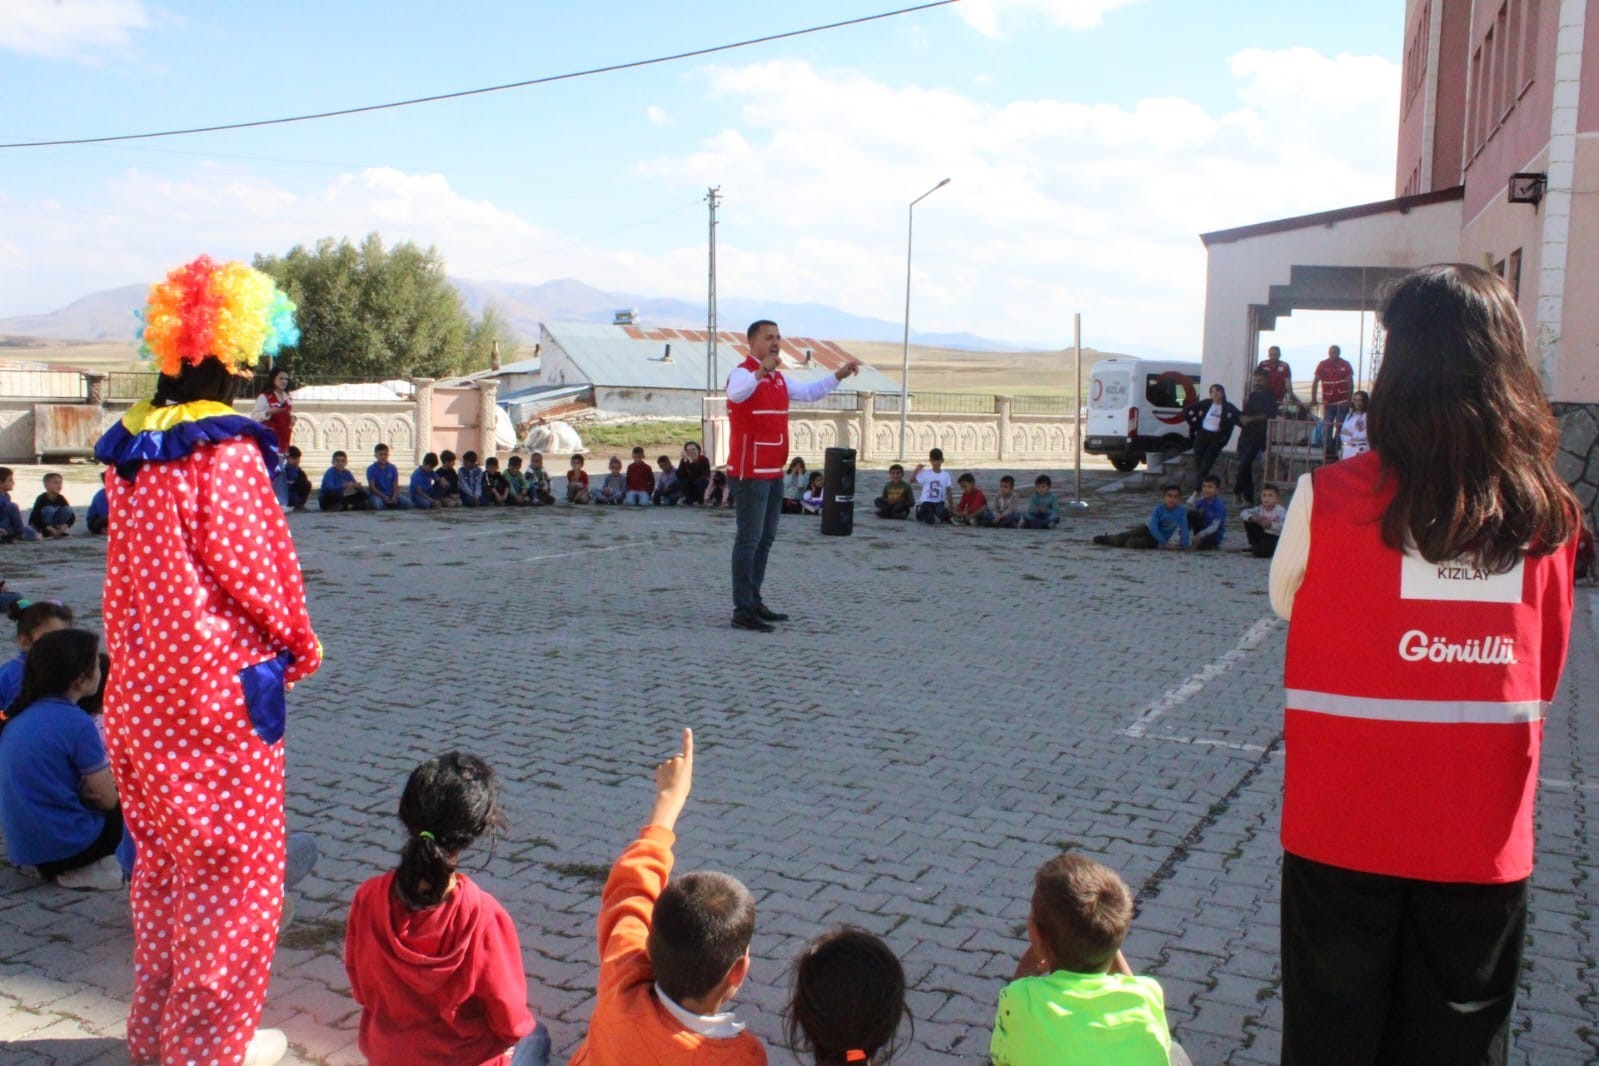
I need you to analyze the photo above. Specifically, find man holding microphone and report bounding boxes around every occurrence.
[725,319,860,631]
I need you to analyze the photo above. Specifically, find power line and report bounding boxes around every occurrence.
[0,1,959,150]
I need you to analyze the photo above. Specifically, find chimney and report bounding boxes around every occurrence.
[490,340,502,371]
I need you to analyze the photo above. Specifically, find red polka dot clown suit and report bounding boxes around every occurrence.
[94,257,322,1066]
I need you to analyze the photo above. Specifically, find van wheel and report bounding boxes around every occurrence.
[1109,454,1140,472]
[1159,436,1189,461]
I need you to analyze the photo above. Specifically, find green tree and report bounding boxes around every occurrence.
[254,233,513,381]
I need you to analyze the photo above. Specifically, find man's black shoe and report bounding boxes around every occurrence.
[754,604,789,622]
[731,610,775,633]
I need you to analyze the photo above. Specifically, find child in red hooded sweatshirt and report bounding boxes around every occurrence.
[345,753,551,1066]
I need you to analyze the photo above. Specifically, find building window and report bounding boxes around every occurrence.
[1508,248,1522,301]
[1471,46,1484,153]
[1521,0,1538,92]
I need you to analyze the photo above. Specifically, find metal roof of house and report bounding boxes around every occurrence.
[541,322,898,393]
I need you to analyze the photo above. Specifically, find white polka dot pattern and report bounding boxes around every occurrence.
[100,437,321,1066]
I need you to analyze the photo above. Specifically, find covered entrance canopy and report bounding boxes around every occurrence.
[1198,187,1465,396]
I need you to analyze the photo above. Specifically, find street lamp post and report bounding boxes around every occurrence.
[898,177,951,462]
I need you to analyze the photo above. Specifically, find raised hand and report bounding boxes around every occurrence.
[649,728,694,831]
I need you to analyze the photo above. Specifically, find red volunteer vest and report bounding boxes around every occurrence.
[263,391,292,449]
[725,356,790,480]
[1282,451,1575,883]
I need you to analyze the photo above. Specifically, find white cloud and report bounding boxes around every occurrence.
[647,105,671,127]
[956,0,1146,38]
[0,0,153,58]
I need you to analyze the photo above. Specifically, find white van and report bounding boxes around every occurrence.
[1084,358,1203,471]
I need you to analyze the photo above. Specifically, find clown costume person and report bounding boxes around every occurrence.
[94,257,322,1066]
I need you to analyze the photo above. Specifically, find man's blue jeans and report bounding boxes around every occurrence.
[730,476,784,612]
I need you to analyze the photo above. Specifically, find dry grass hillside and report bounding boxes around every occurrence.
[0,336,141,370]
[844,340,1119,397]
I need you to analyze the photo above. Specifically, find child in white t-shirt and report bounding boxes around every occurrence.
[912,448,953,525]
[1239,483,1286,558]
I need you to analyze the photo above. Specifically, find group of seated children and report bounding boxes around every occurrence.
[873,451,1062,530]
[341,727,1187,1066]
[0,468,108,542]
[300,443,737,514]
[1092,477,1285,557]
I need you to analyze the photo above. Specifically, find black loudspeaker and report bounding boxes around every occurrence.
[821,446,856,536]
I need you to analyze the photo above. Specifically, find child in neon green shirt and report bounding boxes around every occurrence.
[990,852,1188,1066]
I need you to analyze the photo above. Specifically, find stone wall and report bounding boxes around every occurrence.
[1554,402,1599,530]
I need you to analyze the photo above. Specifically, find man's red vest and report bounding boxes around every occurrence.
[1282,451,1575,883]
[726,356,789,480]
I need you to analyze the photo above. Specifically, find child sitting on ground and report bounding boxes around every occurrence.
[625,447,654,506]
[86,486,108,535]
[29,473,75,538]
[345,752,550,1066]
[566,454,592,504]
[0,467,38,542]
[0,598,73,708]
[282,446,312,511]
[503,455,531,505]
[875,465,914,520]
[527,452,555,505]
[801,472,825,515]
[410,452,441,510]
[990,851,1187,1066]
[912,449,953,524]
[483,456,510,505]
[1020,475,1060,529]
[568,728,764,1066]
[366,444,410,511]
[707,469,730,508]
[1186,475,1226,550]
[595,457,626,505]
[1093,485,1191,550]
[653,456,680,506]
[319,451,370,512]
[435,450,462,506]
[458,451,487,507]
[952,473,989,526]
[985,475,1021,528]
[785,927,909,1066]
[782,458,808,515]
[1239,483,1286,558]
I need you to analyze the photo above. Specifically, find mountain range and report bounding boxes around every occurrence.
[0,276,1026,351]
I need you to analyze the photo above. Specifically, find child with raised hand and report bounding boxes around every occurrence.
[801,471,825,515]
[570,728,765,1066]
[0,598,73,709]
[345,752,551,1066]
[990,852,1186,1066]
[785,927,910,1066]
[0,628,127,891]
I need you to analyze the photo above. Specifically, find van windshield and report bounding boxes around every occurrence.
[1145,372,1200,409]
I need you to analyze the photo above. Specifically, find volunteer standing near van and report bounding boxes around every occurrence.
[1270,264,1577,1066]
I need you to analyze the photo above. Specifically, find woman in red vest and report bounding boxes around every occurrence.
[1270,264,1577,1064]
[252,367,294,450]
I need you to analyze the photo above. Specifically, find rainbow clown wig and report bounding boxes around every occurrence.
[138,256,299,377]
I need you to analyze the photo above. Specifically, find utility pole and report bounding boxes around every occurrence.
[706,186,721,393]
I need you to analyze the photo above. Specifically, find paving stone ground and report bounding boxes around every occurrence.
[1,467,1596,1065]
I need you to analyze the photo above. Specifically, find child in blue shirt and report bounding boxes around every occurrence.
[366,443,411,511]
[0,467,39,543]
[0,628,128,891]
[410,453,441,509]
[1186,475,1226,550]
[281,446,312,511]
[86,487,109,535]
[1092,485,1191,550]
[1020,474,1061,529]
[0,599,74,709]
[319,451,370,512]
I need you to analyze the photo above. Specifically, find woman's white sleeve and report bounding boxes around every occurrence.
[1269,474,1314,620]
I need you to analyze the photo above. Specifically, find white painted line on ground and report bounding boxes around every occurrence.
[1540,777,1599,793]
[1140,732,1271,754]
[1121,614,1282,739]
[1094,471,1145,495]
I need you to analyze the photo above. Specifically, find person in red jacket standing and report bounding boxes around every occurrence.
[95,256,321,1066]
[1269,264,1577,1065]
[724,320,858,632]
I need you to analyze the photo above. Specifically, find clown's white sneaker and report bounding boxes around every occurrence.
[242,1028,288,1066]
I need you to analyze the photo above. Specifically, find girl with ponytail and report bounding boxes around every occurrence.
[0,629,128,891]
[0,598,74,708]
[344,752,552,1065]
[784,927,911,1066]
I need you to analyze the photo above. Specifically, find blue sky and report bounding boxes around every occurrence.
[0,0,1403,359]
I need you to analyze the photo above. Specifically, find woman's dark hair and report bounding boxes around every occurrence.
[269,368,291,389]
[3,628,100,731]
[394,752,503,909]
[1370,263,1575,571]
[78,652,112,715]
[152,356,243,407]
[9,599,73,638]
[784,927,910,1066]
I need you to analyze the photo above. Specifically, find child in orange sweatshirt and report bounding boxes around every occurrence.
[569,728,766,1066]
